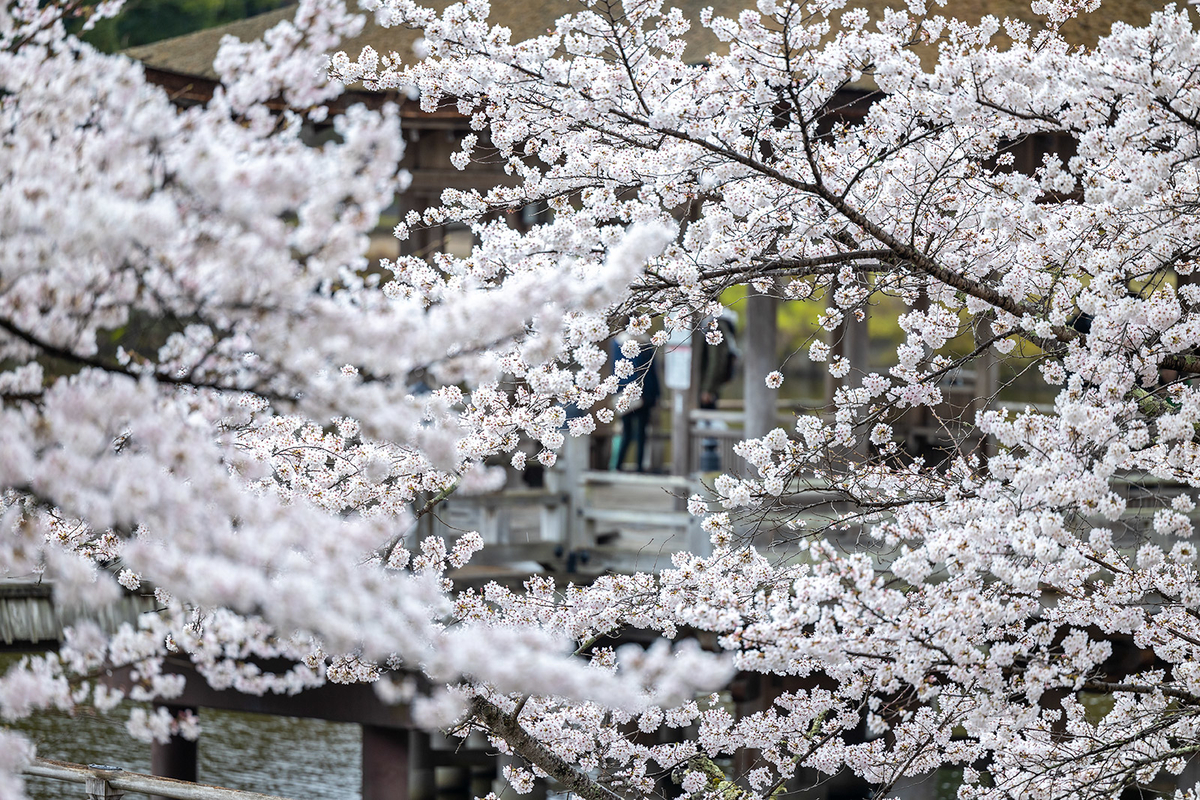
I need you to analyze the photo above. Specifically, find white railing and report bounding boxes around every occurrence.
[25,758,292,800]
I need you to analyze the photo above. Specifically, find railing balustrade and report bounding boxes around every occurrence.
[25,758,292,800]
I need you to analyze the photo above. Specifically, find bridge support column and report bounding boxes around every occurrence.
[363,726,435,800]
[150,705,197,800]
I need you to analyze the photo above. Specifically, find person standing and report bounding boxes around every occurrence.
[611,334,661,472]
[696,311,739,471]
[698,310,739,410]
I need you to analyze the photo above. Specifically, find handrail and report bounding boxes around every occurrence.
[26,758,293,800]
[578,469,696,490]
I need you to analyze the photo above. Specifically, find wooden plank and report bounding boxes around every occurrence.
[580,470,695,490]
[28,758,293,800]
[460,490,566,508]
[582,508,692,528]
[105,661,414,728]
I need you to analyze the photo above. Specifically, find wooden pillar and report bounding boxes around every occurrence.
[85,771,125,800]
[975,313,999,458]
[396,193,421,259]
[150,706,196,783]
[743,292,778,440]
[363,726,435,800]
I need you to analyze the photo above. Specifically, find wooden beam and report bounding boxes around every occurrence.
[105,661,414,729]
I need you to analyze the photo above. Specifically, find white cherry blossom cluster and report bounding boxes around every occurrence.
[17,0,1200,797]
[321,0,1200,797]
[0,0,727,789]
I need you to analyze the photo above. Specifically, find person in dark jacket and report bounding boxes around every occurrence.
[698,311,739,409]
[611,334,660,472]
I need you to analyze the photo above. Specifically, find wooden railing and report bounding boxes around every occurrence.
[419,435,709,575]
[689,408,748,475]
[25,758,291,800]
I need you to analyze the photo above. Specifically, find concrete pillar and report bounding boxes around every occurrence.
[824,313,869,398]
[670,388,690,477]
[363,726,435,800]
[743,291,778,441]
[671,330,704,479]
[844,313,870,391]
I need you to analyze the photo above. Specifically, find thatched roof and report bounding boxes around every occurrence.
[124,0,1173,84]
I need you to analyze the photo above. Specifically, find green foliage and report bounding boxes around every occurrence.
[79,0,291,53]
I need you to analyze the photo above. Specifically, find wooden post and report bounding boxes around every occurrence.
[362,726,435,800]
[150,705,197,800]
[85,772,124,800]
[743,291,778,441]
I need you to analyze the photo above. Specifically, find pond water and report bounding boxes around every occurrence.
[1,652,362,800]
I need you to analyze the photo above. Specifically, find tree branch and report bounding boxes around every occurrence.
[0,316,288,401]
[470,695,627,800]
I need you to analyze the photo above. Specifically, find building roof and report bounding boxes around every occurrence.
[126,6,296,81]
[123,0,749,81]
[124,0,1172,84]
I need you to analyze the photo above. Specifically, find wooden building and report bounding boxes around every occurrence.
[124,0,1171,466]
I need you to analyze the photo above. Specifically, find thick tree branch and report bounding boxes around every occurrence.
[0,316,289,401]
[470,695,627,800]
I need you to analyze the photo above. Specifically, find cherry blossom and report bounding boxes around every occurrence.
[0,0,725,788]
[11,0,1200,798]
[319,0,1200,797]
